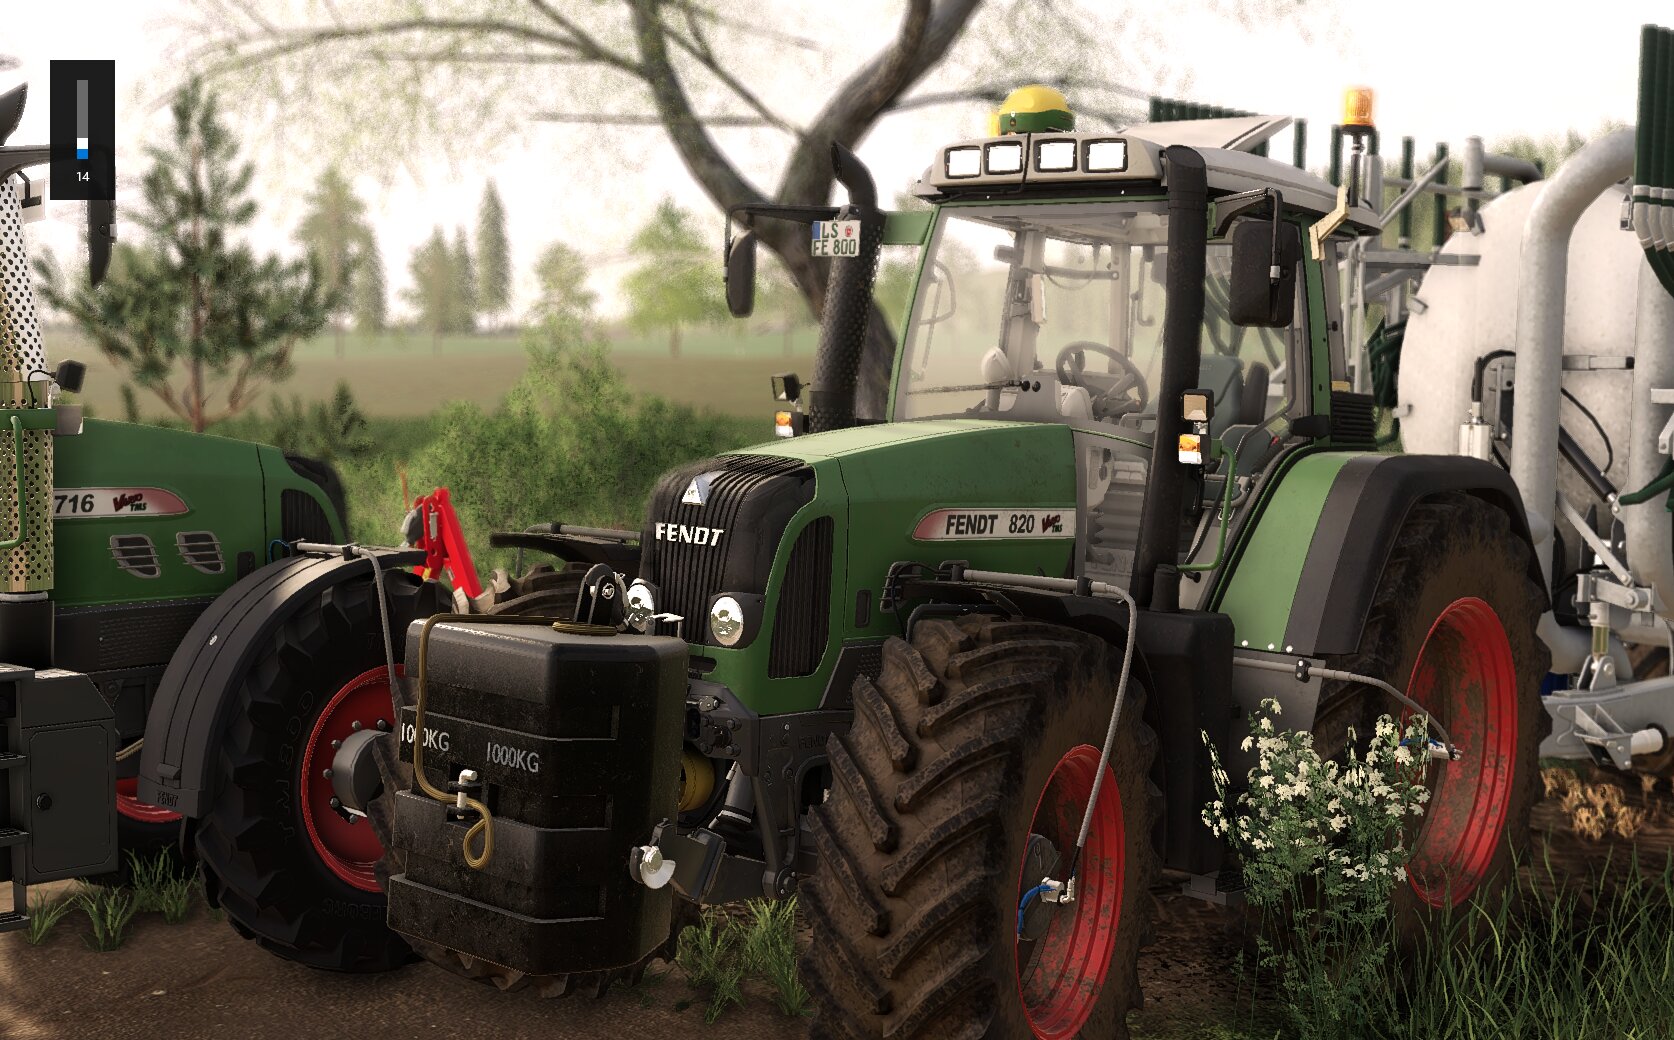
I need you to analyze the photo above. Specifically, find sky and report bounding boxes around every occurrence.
[2,1,1664,320]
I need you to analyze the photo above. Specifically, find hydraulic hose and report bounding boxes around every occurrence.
[1231,655,1460,759]
[411,611,617,870]
[1619,457,1674,508]
[1063,580,1139,889]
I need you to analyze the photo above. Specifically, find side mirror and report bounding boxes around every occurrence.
[771,372,802,403]
[87,197,114,288]
[1228,220,1301,328]
[725,230,757,318]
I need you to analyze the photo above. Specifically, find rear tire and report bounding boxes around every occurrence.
[1313,493,1548,938]
[802,614,1158,1040]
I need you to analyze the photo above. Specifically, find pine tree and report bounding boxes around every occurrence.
[35,79,332,432]
[451,225,476,333]
[352,233,387,334]
[297,165,371,356]
[476,180,511,327]
[403,226,454,353]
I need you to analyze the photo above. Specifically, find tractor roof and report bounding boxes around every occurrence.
[913,114,1381,235]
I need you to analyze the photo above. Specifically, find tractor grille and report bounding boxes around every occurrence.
[642,454,814,644]
[769,517,833,678]
[281,488,334,543]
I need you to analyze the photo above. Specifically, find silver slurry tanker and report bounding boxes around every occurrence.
[1395,24,1674,772]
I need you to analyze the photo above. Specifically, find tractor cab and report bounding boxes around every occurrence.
[892,197,1296,439]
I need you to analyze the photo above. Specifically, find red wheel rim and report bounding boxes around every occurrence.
[1014,744,1124,1040]
[299,665,399,893]
[1404,597,1518,908]
[115,777,183,825]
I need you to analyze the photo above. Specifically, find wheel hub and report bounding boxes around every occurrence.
[1014,744,1125,1040]
[299,665,400,893]
[1016,833,1063,942]
[1404,597,1517,908]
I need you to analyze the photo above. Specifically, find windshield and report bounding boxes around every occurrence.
[894,202,1301,439]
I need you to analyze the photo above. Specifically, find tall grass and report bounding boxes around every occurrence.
[77,886,138,952]
[1385,851,1674,1040]
[674,898,810,1022]
[1203,702,1674,1040]
[22,891,76,946]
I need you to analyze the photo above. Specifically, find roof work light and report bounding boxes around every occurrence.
[987,85,1075,136]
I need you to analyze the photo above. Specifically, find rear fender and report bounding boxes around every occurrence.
[1214,452,1544,658]
[135,548,428,818]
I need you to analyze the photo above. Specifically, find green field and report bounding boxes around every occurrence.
[48,325,821,422]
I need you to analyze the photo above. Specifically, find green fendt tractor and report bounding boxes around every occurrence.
[0,82,348,927]
[137,86,1546,1037]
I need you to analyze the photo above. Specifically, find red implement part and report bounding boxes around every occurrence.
[408,487,483,598]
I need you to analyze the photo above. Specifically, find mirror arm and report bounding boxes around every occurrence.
[1212,187,1280,239]
[1267,190,1286,284]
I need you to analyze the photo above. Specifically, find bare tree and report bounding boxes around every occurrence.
[170,0,1315,416]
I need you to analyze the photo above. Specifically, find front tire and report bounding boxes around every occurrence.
[802,615,1158,1040]
[1313,493,1548,934]
[194,570,445,972]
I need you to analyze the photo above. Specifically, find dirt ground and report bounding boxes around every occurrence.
[0,895,798,1040]
[2,766,1667,1040]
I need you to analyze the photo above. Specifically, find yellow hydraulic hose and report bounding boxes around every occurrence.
[410,612,615,870]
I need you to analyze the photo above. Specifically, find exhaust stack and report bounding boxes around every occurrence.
[806,143,883,434]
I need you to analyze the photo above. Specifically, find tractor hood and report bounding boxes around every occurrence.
[642,419,1081,715]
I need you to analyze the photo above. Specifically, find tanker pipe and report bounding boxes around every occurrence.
[1510,129,1634,597]
[1620,256,1674,642]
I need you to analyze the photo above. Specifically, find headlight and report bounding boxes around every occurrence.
[710,595,744,647]
[625,579,657,633]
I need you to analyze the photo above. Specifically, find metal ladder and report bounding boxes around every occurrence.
[0,746,27,932]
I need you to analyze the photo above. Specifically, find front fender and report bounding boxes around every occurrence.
[136,547,427,818]
[1213,452,1543,657]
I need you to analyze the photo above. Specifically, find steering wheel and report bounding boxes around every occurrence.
[1054,341,1150,419]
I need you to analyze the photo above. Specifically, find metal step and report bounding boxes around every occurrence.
[0,827,27,848]
[0,751,24,770]
[0,910,25,934]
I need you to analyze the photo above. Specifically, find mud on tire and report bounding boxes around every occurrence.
[802,614,1159,1040]
[1313,492,1549,939]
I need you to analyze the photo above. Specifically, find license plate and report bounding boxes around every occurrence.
[811,220,861,258]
